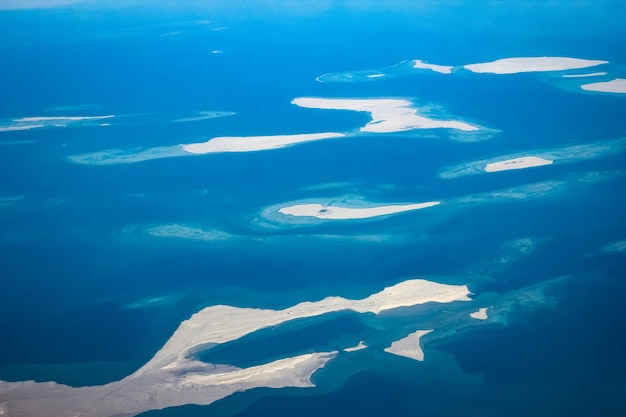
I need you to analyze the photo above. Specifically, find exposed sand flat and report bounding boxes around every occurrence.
[181,132,345,154]
[384,330,433,361]
[412,60,453,74]
[484,156,553,172]
[344,341,368,352]
[0,279,469,417]
[292,97,479,132]
[278,201,440,220]
[581,78,626,93]
[464,57,608,74]
[142,279,471,373]
[562,72,608,78]
[469,307,489,320]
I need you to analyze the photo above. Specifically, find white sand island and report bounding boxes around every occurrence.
[384,330,433,361]
[562,72,608,78]
[412,60,453,74]
[278,201,440,220]
[469,307,489,320]
[344,341,368,352]
[181,132,345,154]
[463,57,607,74]
[292,97,479,133]
[0,279,471,417]
[484,156,553,172]
[581,78,626,94]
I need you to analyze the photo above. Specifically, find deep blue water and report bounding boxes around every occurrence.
[1,1,626,416]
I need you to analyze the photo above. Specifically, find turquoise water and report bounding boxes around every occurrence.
[1,2,626,416]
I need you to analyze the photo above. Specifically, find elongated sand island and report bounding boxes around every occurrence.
[292,97,479,133]
[463,57,608,74]
[384,330,433,361]
[278,201,440,220]
[484,156,553,172]
[0,279,471,417]
[181,132,345,154]
[412,60,453,74]
[581,78,626,94]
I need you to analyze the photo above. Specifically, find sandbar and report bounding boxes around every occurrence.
[581,78,626,93]
[484,156,553,172]
[463,57,607,74]
[562,72,608,78]
[469,307,489,320]
[412,60,453,74]
[344,341,368,352]
[278,201,440,220]
[0,279,470,417]
[292,97,479,133]
[181,132,345,154]
[384,330,433,361]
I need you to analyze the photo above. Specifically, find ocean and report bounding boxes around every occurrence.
[1,2,625,416]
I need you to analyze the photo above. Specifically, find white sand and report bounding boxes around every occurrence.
[278,201,440,220]
[469,307,489,320]
[384,330,433,361]
[181,132,345,154]
[581,78,626,93]
[484,156,553,172]
[562,72,608,78]
[0,279,470,417]
[413,60,453,74]
[344,341,368,352]
[464,57,607,74]
[0,124,44,132]
[292,97,479,133]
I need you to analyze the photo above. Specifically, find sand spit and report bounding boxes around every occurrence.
[181,132,345,154]
[412,60,453,74]
[469,307,489,320]
[384,330,433,361]
[292,97,479,133]
[344,341,368,352]
[484,156,553,172]
[0,279,470,417]
[581,78,626,93]
[278,201,440,220]
[562,72,608,78]
[463,57,607,74]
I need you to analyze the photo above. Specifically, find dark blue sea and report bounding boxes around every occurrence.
[1,2,625,416]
